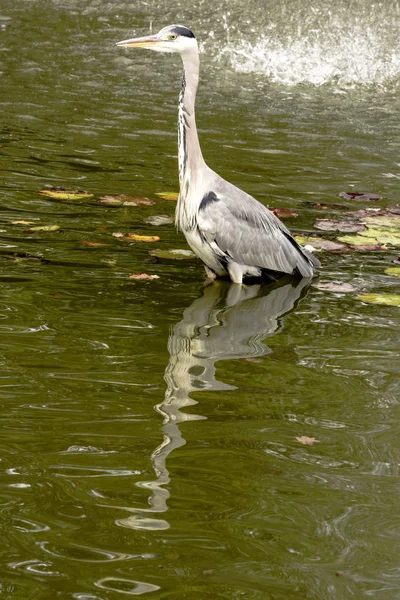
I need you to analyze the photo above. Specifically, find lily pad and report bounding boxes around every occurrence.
[384,267,400,277]
[357,293,400,307]
[39,188,93,201]
[294,236,348,252]
[314,219,366,233]
[339,191,381,201]
[122,234,160,242]
[129,273,160,280]
[143,215,174,226]
[338,230,400,247]
[99,195,155,206]
[29,224,60,232]
[155,192,179,201]
[313,280,359,293]
[149,248,197,260]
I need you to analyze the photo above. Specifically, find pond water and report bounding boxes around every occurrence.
[1,1,400,598]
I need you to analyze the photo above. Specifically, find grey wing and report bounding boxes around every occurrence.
[197,184,319,277]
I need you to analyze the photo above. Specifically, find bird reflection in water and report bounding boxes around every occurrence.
[117,278,311,531]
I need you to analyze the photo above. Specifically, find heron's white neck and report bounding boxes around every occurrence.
[177,47,206,205]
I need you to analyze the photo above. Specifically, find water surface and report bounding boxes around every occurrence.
[0,1,400,598]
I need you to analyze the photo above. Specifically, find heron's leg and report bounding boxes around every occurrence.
[227,262,244,285]
[204,265,217,280]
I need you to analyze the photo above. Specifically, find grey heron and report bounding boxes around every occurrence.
[117,25,320,284]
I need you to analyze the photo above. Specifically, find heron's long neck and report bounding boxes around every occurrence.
[178,49,205,197]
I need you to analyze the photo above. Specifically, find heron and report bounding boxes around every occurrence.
[117,24,319,284]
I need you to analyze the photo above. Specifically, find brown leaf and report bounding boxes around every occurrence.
[348,244,384,251]
[339,191,381,201]
[309,239,349,252]
[129,273,160,280]
[99,195,154,206]
[296,436,320,445]
[270,207,298,219]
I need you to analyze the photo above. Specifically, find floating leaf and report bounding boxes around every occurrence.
[296,436,320,445]
[345,206,400,219]
[270,207,298,219]
[98,195,154,206]
[363,216,400,229]
[294,236,348,252]
[11,220,35,225]
[29,224,60,232]
[314,219,366,233]
[339,191,381,201]
[39,188,93,200]
[338,231,400,247]
[112,232,125,238]
[80,241,109,247]
[149,248,197,260]
[348,243,383,251]
[143,215,174,226]
[313,280,359,293]
[384,267,400,277]
[129,273,160,280]
[392,257,400,265]
[357,293,400,307]
[123,233,160,242]
[155,191,179,201]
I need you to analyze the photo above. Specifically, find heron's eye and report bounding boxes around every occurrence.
[169,34,177,40]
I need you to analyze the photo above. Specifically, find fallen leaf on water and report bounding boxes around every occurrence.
[348,243,383,251]
[155,191,179,201]
[295,236,348,252]
[270,207,298,219]
[296,436,320,445]
[313,280,359,293]
[123,233,160,242]
[384,267,400,277]
[314,219,366,233]
[339,191,381,201]
[11,220,35,225]
[80,241,109,247]
[29,224,61,232]
[143,215,174,226]
[99,195,155,206]
[112,232,125,238]
[149,248,197,260]
[357,293,400,307]
[129,273,160,280]
[39,188,93,200]
[392,257,400,265]
[345,206,400,219]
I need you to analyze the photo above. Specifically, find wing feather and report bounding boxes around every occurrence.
[198,180,318,277]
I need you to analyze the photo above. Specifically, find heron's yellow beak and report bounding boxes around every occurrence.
[116,34,160,49]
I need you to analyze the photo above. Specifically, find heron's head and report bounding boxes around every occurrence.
[116,24,196,55]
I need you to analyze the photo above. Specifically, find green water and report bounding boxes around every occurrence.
[1,1,400,598]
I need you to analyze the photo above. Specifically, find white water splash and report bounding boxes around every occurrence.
[216,4,400,87]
